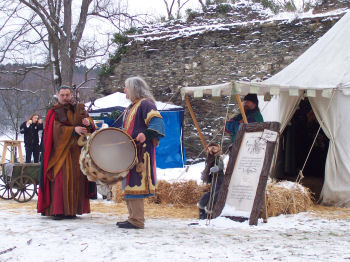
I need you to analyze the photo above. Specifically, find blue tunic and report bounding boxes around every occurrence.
[121,98,165,198]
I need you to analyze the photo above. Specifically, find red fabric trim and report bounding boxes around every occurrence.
[37,109,56,213]
[126,114,136,137]
[51,169,64,215]
[124,111,136,187]
[152,147,157,182]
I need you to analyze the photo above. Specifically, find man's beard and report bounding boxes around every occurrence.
[60,99,72,105]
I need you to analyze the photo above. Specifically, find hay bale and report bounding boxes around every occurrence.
[265,180,313,217]
[112,182,123,203]
[148,180,172,204]
[112,179,312,217]
[148,180,209,207]
[112,179,209,207]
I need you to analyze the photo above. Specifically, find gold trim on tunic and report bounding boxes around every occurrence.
[145,109,162,126]
[123,99,145,131]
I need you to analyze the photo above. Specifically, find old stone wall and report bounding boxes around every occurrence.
[100,13,344,161]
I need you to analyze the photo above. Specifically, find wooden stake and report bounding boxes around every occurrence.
[184,94,207,150]
[235,94,248,124]
[262,191,268,223]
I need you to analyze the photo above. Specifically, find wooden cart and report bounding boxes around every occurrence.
[0,163,40,203]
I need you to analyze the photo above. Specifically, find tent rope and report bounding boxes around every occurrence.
[296,89,336,184]
[220,95,232,150]
[206,165,219,225]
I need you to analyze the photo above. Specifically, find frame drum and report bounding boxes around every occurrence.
[80,128,137,184]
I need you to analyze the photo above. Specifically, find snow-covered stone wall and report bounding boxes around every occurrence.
[99,2,348,160]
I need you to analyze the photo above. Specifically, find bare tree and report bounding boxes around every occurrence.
[176,0,191,19]
[273,0,318,11]
[162,0,191,20]
[198,0,206,10]
[162,0,176,20]
[0,68,47,139]
[0,0,141,91]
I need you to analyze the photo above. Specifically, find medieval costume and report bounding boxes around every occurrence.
[198,143,225,219]
[225,94,264,142]
[37,103,95,218]
[121,98,165,228]
[20,120,43,163]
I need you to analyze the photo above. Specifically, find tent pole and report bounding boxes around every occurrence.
[184,94,207,150]
[235,94,248,124]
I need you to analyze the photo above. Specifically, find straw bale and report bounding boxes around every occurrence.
[265,180,313,217]
[308,205,350,220]
[112,182,123,203]
[112,180,209,207]
[111,178,313,217]
[148,180,209,207]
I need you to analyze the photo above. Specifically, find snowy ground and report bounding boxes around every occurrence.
[2,136,350,261]
[1,199,350,262]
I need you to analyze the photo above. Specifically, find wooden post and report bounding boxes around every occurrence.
[10,142,14,163]
[235,94,248,124]
[17,142,24,163]
[0,142,6,164]
[262,192,268,223]
[184,94,207,151]
[0,140,24,164]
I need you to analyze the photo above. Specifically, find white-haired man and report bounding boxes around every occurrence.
[117,76,165,229]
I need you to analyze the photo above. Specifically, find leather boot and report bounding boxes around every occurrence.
[199,208,206,220]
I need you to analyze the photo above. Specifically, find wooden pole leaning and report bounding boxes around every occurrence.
[235,94,248,124]
[184,94,207,151]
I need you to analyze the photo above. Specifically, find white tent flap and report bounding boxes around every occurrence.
[310,92,350,207]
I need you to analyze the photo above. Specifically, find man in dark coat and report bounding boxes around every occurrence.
[20,113,43,163]
[225,94,264,142]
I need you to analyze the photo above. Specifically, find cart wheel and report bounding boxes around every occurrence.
[0,174,14,200]
[10,175,36,203]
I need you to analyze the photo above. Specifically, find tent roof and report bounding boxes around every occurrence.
[86,92,182,111]
[181,11,350,99]
[261,11,350,92]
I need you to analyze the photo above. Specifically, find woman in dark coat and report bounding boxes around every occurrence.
[20,113,43,163]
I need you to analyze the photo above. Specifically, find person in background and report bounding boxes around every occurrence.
[37,85,95,220]
[20,113,43,163]
[225,94,264,142]
[116,76,165,229]
[197,142,225,219]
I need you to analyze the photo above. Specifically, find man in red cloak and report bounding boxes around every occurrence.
[37,85,95,220]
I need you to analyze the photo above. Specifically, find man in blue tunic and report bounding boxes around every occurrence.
[117,76,165,229]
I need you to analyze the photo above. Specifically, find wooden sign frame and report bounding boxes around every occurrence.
[212,122,280,225]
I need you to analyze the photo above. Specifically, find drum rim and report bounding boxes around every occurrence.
[87,127,137,174]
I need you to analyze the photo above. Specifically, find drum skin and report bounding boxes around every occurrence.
[79,128,137,185]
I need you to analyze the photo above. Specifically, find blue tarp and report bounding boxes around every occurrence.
[90,107,186,168]
[156,110,185,168]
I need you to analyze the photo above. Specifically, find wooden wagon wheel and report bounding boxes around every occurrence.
[10,175,36,203]
[0,174,14,200]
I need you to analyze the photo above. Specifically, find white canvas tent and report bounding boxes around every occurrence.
[181,11,350,207]
[255,11,350,207]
